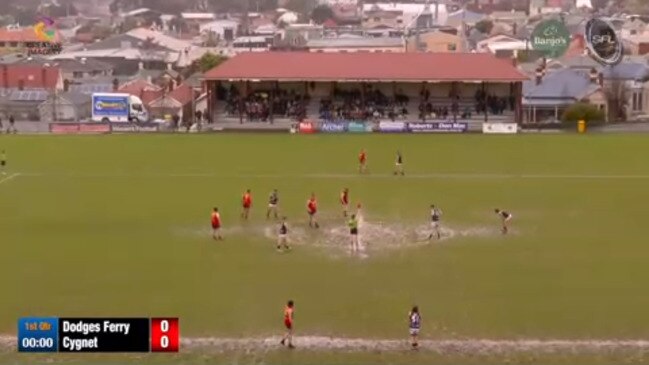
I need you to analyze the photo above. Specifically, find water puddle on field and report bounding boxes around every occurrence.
[174,212,511,259]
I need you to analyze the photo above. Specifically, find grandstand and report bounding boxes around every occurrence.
[203,52,528,125]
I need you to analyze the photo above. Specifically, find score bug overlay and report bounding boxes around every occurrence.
[151,318,180,352]
[17,317,179,353]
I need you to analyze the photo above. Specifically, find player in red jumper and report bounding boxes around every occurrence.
[241,189,252,219]
[307,193,319,228]
[358,149,367,174]
[340,188,350,217]
[211,207,222,240]
[280,300,295,349]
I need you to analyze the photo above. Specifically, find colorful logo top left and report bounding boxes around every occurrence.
[34,17,57,42]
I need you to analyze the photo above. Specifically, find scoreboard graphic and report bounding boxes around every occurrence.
[18,317,179,353]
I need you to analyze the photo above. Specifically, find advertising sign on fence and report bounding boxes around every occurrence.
[378,121,407,132]
[347,121,373,133]
[298,121,316,134]
[408,121,468,133]
[320,122,346,133]
[110,123,160,133]
[50,123,111,134]
[482,122,518,134]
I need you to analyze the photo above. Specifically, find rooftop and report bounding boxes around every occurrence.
[205,52,527,82]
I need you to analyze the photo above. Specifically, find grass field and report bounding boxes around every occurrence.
[2,133,649,364]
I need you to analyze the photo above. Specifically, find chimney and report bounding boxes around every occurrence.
[598,72,604,87]
[513,22,517,35]
[63,79,70,92]
[512,55,518,68]
[138,62,144,70]
[535,67,543,85]
[2,65,8,89]
[589,67,598,83]
[18,79,25,91]
[42,67,47,89]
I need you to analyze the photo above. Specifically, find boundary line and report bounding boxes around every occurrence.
[0,173,20,185]
[13,172,649,180]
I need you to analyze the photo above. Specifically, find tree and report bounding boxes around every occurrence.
[562,103,606,127]
[474,19,493,34]
[604,78,629,123]
[196,52,227,72]
[311,4,334,24]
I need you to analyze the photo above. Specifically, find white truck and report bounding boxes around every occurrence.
[91,93,149,123]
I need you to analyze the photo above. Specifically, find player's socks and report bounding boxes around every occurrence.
[280,339,285,346]
[288,343,295,349]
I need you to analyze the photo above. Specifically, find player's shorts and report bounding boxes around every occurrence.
[212,224,220,230]
[350,228,358,235]
[395,162,402,166]
[243,204,251,209]
[431,221,439,229]
[278,233,287,240]
[268,203,277,208]
[409,328,420,336]
[284,319,293,330]
[308,210,316,216]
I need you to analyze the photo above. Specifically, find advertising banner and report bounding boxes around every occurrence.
[320,122,346,133]
[298,121,316,134]
[79,123,111,134]
[347,121,373,133]
[482,122,518,134]
[378,121,407,132]
[408,121,468,133]
[110,123,160,133]
[50,123,80,134]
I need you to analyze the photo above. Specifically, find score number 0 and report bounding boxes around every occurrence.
[151,318,179,352]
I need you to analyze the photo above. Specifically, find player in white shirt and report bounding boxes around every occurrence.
[428,204,442,240]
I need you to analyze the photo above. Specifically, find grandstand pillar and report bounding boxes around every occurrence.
[361,83,366,109]
[207,81,214,124]
[482,82,488,122]
[515,81,523,125]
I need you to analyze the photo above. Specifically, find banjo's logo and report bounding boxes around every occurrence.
[531,19,571,58]
[585,18,623,66]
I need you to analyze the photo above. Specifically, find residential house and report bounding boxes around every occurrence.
[602,62,649,119]
[362,6,404,29]
[307,35,405,53]
[361,2,449,30]
[0,89,49,120]
[274,24,323,51]
[620,18,646,38]
[623,31,649,56]
[0,27,61,54]
[17,57,113,81]
[523,68,607,123]
[148,84,196,124]
[332,4,363,25]
[477,34,522,52]
[200,19,239,42]
[48,28,197,70]
[38,91,92,122]
[529,0,562,16]
[406,31,465,52]
[0,64,62,92]
[489,11,528,25]
[444,9,488,29]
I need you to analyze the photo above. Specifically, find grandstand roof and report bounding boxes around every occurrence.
[204,52,527,83]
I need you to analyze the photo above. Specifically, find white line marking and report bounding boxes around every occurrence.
[0,173,20,185]
[13,172,649,180]
[3,335,649,353]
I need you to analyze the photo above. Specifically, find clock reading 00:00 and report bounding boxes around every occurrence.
[22,337,54,349]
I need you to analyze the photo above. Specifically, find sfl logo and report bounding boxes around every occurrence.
[585,18,623,65]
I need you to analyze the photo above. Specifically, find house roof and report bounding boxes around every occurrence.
[523,68,600,102]
[602,62,649,81]
[204,52,527,82]
[18,57,113,73]
[118,78,162,95]
[0,65,61,89]
[446,9,487,25]
[306,37,404,48]
[168,84,194,105]
[0,27,61,43]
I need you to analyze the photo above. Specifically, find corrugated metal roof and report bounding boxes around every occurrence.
[204,52,528,82]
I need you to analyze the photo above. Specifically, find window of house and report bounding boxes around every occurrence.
[73,72,83,78]
[373,17,381,22]
[9,42,18,47]
[396,19,403,24]
[447,43,457,51]
[0,42,4,47]
[633,91,644,111]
